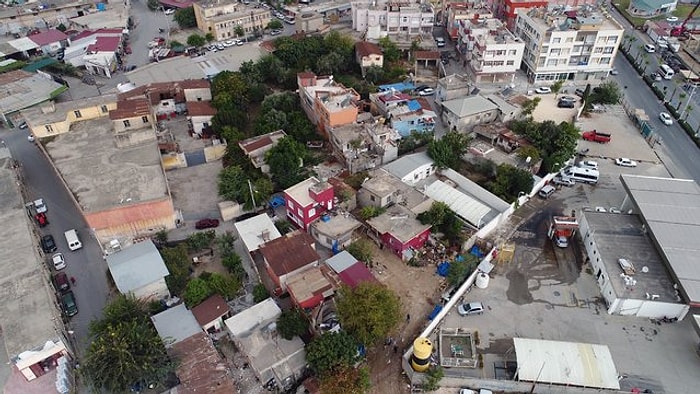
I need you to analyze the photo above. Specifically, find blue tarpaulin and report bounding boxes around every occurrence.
[455,255,465,262]
[428,305,443,320]
[407,100,421,111]
[469,245,484,259]
[436,262,450,277]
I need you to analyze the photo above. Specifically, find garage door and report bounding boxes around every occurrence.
[185,150,206,167]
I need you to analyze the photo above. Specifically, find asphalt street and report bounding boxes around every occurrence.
[0,127,110,355]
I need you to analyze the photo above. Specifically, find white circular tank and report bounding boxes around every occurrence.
[475,272,490,289]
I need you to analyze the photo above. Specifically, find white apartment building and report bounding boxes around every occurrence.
[458,18,525,83]
[193,0,271,41]
[514,7,623,83]
[351,0,434,40]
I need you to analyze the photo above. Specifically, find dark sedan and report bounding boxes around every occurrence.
[195,218,220,229]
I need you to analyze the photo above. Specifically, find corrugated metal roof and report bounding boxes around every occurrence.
[9,37,39,52]
[106,240,169,293]
[442,95,498,117]
[234,213,282,253]
[382,151,433,180]
[620,175,700,304]
[425,180,492,227]
[325,250,358,273]
[150,304,201,347]
[513,338,620,389]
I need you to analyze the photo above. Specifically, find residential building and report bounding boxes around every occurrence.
[259,231,321,293]
[357,168,432,210]
[445,1,493,41]
[238,130,287,174]
[628,0,677,18]
[386,97,437,137]
[191,294,232,334]
[21,95,117,137]
[491,0,548,30]
[224,299,306,391]
[0,70,67,127]
[514,7,624,82]
[366,204,431,260]
[325,251,379,288]
[27,29,69,55]
[383,151,436,187]
[234,213,282,254]
[297,72,360,137]
[118,79,213,104]
[0,153,73,385]
[309,211,363,251]
[0,1,127,33]
[456,17,525,83]
[63,29,125,68]
[151,305,237,392]
[329,121,399,174]
[355,41,384,75]
[83,36,122,78]
[436,74,472,103]
[186,100,216,136]
[193,0,271,41]
[286,267,335,309]
[371,90,412,115]
[106,240,171,300]
[351,0,435,40]
[441,95,500,132]
[328,177,358,212]
[284,177,334,230]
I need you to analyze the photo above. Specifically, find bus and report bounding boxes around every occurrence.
[659,64,675,80]
[562,166,599,184]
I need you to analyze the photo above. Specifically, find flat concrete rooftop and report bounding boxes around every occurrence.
[45,117,167,213]
[0,155,62,360]
[584,212,679,303]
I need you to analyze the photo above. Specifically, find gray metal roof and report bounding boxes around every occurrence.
[620,175,700,305]
[325,250,358,273]
[441,95,498,117]
[150,304,201,347]
[383,151,433,180]
[106,240,170,294]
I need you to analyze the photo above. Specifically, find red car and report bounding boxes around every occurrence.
[36,212,48,227]
[195,218,220,229]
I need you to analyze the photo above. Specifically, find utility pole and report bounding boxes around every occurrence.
[248,179,256,210]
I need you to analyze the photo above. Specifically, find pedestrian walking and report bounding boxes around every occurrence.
[70,276,76,285]
[393,345,398,354]
[406,313,411,322]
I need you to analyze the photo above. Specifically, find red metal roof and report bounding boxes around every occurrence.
[355,41,382,57]
[190,294,229,327]
[186,101,216,117]
[260,231,320,277]
[28,29,68,46]
[109,97,151,120]
[87,36,121,53]
[337,262,378,288]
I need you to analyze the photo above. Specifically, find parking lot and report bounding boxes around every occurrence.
[531,93,581,124]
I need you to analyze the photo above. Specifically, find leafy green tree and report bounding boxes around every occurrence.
[590,81,621,105]
[186,34,206,47]
[253,283,270,302]
[187,230,215,252]
[267,19,283,30]
[319,365,370,394]
[202,271,241,300]
[235,25,245,37]
[511,119,579,173]
[306,331,360,374]
[160,244,191,296]
[174,7,196,28]
[56,23,67,32]
[222,253,246,281]
[183,277,213,307]
[427,131,470,169]
[364,65,384,83]
[205,33,215,43]
[551,80,564,97]
[378,36,400,63]
[516,145,541,163]
[345,239,373,263]
[82,295,174,392]
[335,282,401,345]
[277,308,308,340]
[520,97,541,117]
[218,166,271,209]
[359,206,385,220]
[488,164,534,202]
[265,137,308,188]
[417,201,450,227]
[446,254,478,287]
[422,366,445,391]
[274,219,294,234]
[147,0,160,11]
[417,202,463,246]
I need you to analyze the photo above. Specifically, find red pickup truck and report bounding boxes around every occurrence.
[582,130,611,143]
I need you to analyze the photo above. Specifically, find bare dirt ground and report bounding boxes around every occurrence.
[361,238,446,394]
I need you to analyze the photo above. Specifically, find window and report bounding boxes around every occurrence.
[123,120,131,127]
[370,195,376,202]
[603,46,614,54]
[297,208,303,217]
[141,116,149,123]
[507,60,514,66]
[509,49,517,56]
[73,110,82,118]
[309,208,316,217]
[45,124,54,133]
[288,201,294,209]
[552,37,561,44]
[550,48,561,56]
[100,105,108,113]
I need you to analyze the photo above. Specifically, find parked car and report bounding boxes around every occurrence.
[125,65,137,72]
[458,302,485,316]
[534,86,551,94]
[52,252,66,270]
[223,40,235,47]
[418,87,435,96]
[195,218,220,229]
[41,234,57,253]
[659,112,673,125]
[557,99,575,108]
[18,121,28,129]
[215,43,225,50]
[27,134,35,142]
[553,176,575,187]
[554,235,569,248]
[235,39,244,46]
[61,291,78,317]
[34,198,47,213]
[644,44,656,53]
[578,160,599,170]
[270,29,282,36]
[164,8,175,15]
[574,88,585,97]
[207,44,217,52]
[650,72,662,81]
[610,68,619,75]
[35,212,48,227]
[54,272,70,292]
[615,158,638,167]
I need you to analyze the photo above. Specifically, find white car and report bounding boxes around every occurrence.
[644,44,656,53]
[418,87,435,96]
[534,86,552,94]
[223,40,234,47]
[52,253,66,270]
[457,302,484,316]
[554,235,569,248]
[235,39,244,46]
[553,176,575,187]
[207,44,217,52]
[34,198,48,213]
[659,112,673,125]
[615,158,638,167]
[164,8,175,15]
[578,160,599,170]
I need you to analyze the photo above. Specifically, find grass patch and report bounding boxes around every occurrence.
[613,0,696,27]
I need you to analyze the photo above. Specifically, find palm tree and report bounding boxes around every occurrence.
[684,105,693,121]
[677,93,687,111]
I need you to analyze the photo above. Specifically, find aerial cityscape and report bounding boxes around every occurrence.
[1,0,700,393]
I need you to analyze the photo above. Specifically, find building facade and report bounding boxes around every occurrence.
[514,7,624,82]
[284,177,335,231]
[297,72,360,138]
[491,0,548,30]
[351,0,435,40]
[193,0,271,41]
[457,17,525,83]
[445,2,493,41]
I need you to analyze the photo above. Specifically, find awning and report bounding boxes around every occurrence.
[9,37,39,52]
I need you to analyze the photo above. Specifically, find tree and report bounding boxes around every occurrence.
[306,331,360,374]
[267,19,283,30]
[488,164,534,202]
[82,295,174,392]
[160,244,191,296]
[183,273,241,307]
[319,365,370,394]
[345,239,373,264]
[427,131,470,169]
[590,80,621,105]
[218,166,270,209]
[56,23,67,32]
[174,7,196,28]
[235,25,245,37]
[446,254,478,287]
[205,33,215,43]
[551,80,564,97]
[417,202,463,246]
[265,137,308,189]
[359,206,385,220]
[364,65,384,84]
[511,119,579,173]
[222,253,246,280]
[277,308,308,340]
[422,366,445,391]
[335,282,401,345]
[677,93,687,111]
[253,283,270,302]
[516,145,540,163]
[186,230,215,252]
[520,97,541,117]
[187,34,206,47]
[147,0,159,11]
[183,277,213,307]
[378,36,400,63]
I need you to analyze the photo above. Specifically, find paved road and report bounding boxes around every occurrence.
[0,127,110,355]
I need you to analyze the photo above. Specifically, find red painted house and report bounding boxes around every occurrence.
[366,205,431,261]
[492,0,548,30]
[284,177,334,231]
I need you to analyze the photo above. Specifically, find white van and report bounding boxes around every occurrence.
[659,64,674,80]
[64,229,82,251]
[538,185,556,199]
